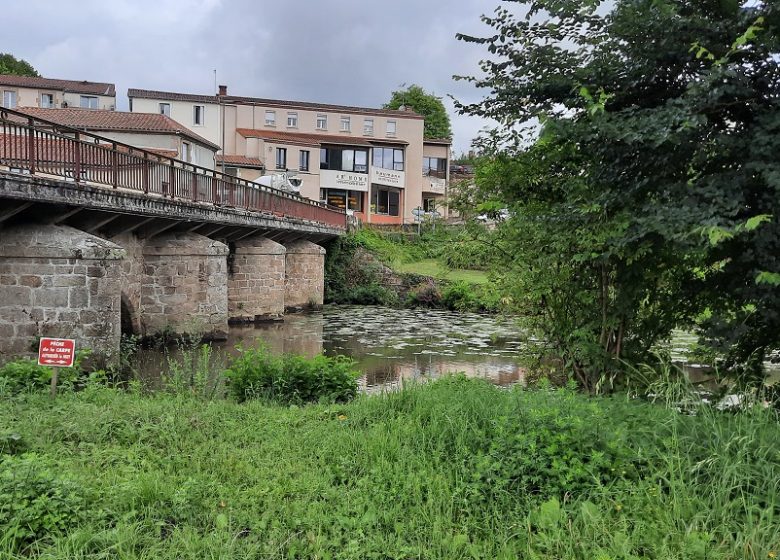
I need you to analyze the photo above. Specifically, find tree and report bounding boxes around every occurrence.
[0,53,38,77]
[456,1,780,390]
[385,84,453,139]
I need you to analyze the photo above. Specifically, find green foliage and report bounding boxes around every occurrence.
[406,280,442,308]
[456,0,780,388]
[0,455,84,553]
[441,281,502,313]
[384,84,452,140]
[224,346,360,405]
[0,359,53,394]
[323,234,399,306]
[0,379,778,557]
[0,53,38,77]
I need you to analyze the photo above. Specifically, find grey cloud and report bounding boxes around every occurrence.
[4,0,509,153]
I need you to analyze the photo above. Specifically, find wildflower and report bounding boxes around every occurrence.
[615,504,622,512]
[768,552,776,559]
[219,500,227,508]
[338,414,347,421]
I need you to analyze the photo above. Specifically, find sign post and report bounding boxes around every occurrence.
[38,338,75,397]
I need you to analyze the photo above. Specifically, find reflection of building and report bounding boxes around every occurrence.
[0,74,116,111]
[16,107,219,168]
[128,86,452,224]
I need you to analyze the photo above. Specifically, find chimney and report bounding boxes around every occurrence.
[218,84,227,96]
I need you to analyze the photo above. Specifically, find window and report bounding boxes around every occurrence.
[386,120,397,136]
[373,147,405,171]
[276,148,287,170]
[320,188,363,211]
[372,187,400,216]
[363,118,374,135]
[265,110,276,126]
[340,116,350,132]
[287,112,298,128]
[193,105,204,125]
[2,90,17,108]
[159,103,171,116]
[423,197,438,212]
[80,95,98,109]
[181,142,190,162]
[319,146,369,173]
[423,157,447,177]
[299,150,310,172]
[39,93,54,108]
[316,114,327,130]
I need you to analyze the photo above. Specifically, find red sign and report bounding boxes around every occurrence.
[38,338,76,367]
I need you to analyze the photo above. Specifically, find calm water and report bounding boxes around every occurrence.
[131,306,779,392]
[132,306,528,392]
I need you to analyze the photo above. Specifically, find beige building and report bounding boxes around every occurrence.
[18,107,219,168]
[0,74,116,111]
[128,86,451,224]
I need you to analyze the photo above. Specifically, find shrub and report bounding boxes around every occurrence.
[441,281,478,311]
[406,280,442,308]
[0,454,85,553]
[0,359,54,395]
[224,347,360,405]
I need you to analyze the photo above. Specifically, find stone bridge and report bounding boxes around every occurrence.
[0,107,347,365]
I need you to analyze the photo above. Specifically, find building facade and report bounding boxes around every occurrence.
[128,86,451,224]
[0,74,116,111]
[17,107,219,168]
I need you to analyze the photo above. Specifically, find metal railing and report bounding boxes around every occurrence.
[0,107,346,229]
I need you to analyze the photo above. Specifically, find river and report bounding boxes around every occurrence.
[131,306,528,392]
[130,305,779,393]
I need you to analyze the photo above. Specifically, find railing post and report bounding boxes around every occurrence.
[111,143,118,188]
[74,132,81,184]
[168,162,175,199]
[143,153,149,194]
[191,169,198,202]
[26,117,36,175]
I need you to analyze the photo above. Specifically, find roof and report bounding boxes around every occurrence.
[0,74,115,96]
[216,154,265,168]
[17,107,219,150]
[236,128,409,148]
[128,88,425,120]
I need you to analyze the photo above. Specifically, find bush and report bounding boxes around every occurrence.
[406,280,442,308]
[0,359,54,395]
[224,347,360,405]
[0,454,85,553]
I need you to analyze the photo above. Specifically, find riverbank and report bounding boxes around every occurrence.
[2,377,778,558]
[324,227,500,312]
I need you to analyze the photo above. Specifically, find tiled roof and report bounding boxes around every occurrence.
[128,88,425,120]
[216,154,265,168]
[236,128,409,148]
[17,107,219,150]
[0,74,115,96]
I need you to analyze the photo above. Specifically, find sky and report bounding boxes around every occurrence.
[2,0,506,155]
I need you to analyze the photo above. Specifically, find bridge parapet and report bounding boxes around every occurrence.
[0,106,346,230]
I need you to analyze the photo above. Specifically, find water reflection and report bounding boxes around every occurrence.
[133,306,527,392]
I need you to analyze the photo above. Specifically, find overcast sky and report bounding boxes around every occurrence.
[2,0,507,155]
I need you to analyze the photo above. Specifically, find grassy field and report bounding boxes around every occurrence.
[1,377,779,559]
[393,258,490,284]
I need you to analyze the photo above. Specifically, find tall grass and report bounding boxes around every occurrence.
[0,376,778,558]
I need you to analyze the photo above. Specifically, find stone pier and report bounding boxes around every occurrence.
[228,236,286,322]
[140,232,229,339]
[0,224,125,365]
[284,240,326,311]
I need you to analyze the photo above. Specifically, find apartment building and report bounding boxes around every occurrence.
[0,74,116,111]
[17,107,219,167]
[128,86,451,224]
